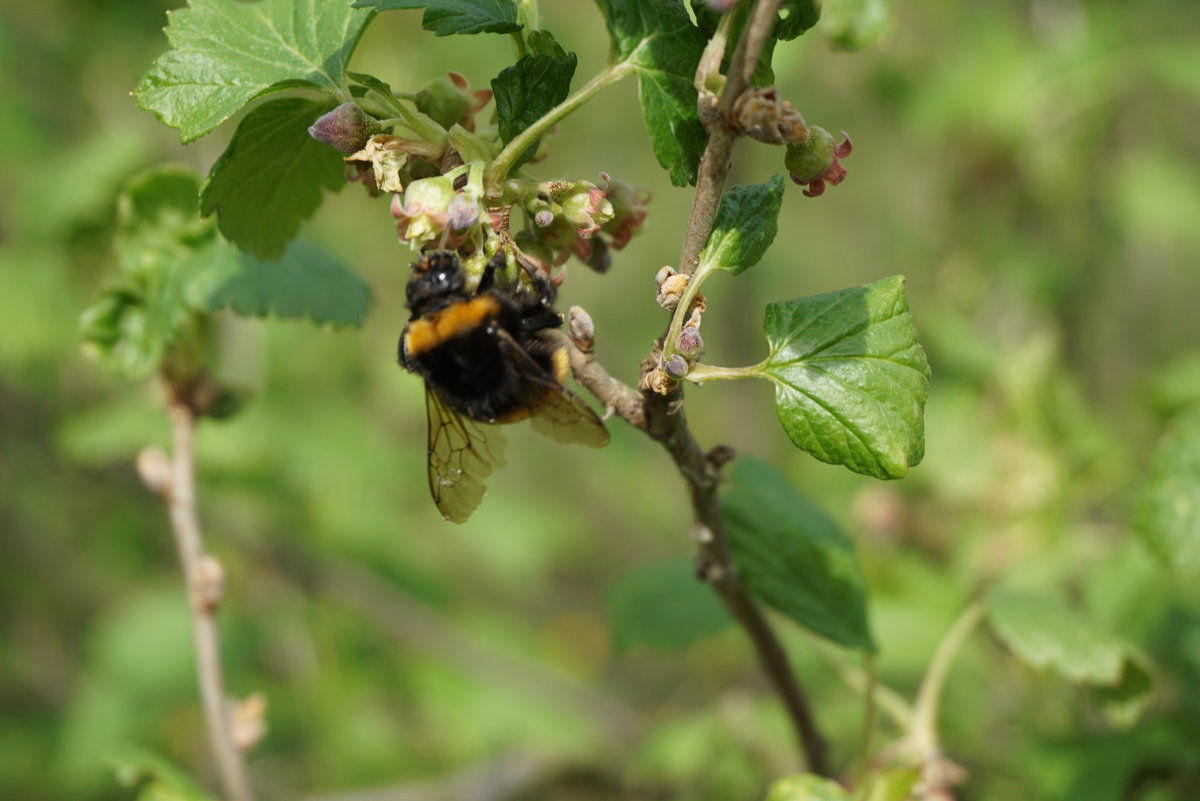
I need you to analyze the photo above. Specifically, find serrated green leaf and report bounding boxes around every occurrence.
[200,97,345,260]
[986,589,1154,727]
[190,239,372,327]
[701,175,784,274]
[608,558,732,653]
[111,744,216,801]
[135,0,374,143]
[1135,412,1200,577]
[764,774,852,801]
[492,50,577,170]
[820,0,891,51]
[761,277,930,479]
[723,458,874,651]
[353,0,520,36]
[595,0,707,186]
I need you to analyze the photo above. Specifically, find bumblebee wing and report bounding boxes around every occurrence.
[425,387,507,523]
[527,388,611,448]
[495,331,610,449]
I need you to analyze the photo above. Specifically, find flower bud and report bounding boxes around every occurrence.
[677,325,704,357]
[137,446,172,495]
[664,354,690,379]
[569,305,596,351]
[785,127,852,198]
[308,103,380,155]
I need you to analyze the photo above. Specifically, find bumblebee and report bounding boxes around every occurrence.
[399,251,610,522]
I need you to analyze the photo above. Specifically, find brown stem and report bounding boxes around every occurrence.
[677,0,785,276]
[556,326,830,775]
[638,0,830,776]
[160,403,256,801]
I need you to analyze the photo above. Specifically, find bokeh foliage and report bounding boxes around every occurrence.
[2,1,1200,799]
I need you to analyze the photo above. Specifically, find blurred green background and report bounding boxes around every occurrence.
[3,0,1200,799]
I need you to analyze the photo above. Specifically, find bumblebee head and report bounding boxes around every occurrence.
[406,251,466,311]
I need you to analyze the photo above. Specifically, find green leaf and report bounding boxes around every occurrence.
[775,0,822,41]
[353,0,520,36]
[190,239,372,327]
[81,166,216,377]
[491,50,578,170]
[701,175,785,274]
[525,29,568,59]
[761,276,930,479]
[595,0,707,186]
[723,458,874,651]
[115,165,215,278]
[764,774,851,801]
[608,558,732,653]
[200,97,346,260]
[135,0,374,143]
[986,589,1154,728]
[1135,412,1200,577]
[111,744,216,801]
[820,0,891,51]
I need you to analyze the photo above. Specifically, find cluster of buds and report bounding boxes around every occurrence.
[390,162,492,254]
[514,173,648,271]
[719,86,852,198]
[653,266,707,386]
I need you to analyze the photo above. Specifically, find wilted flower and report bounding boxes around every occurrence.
[601,176,650,250]
[415,72,493,132]
[785,126,852,198]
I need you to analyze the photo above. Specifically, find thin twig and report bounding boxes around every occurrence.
[909,601,985,758]
[641,0,830,777]
[149,402,256,801]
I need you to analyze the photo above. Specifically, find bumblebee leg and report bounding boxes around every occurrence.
[520,303,562,333]
[477,251,506,293]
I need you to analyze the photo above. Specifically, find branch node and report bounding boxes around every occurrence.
[231,692,269,753]
[137,446,173,496]
[195,554,226,613]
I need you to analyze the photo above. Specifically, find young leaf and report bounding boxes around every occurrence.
[722,458,874,651]
[135,0,374,143]
[608,558,732,653]
[765,774,852,801]
[761,276,930,479]
[82,166,217,377]
[200,98,346,260]
[986,589,1154,728]
[594,0,707,186]
[492,51,578,170]
[1134,412,1200,577]
[775,0,822,41]
[700,175,784,274]
[189,239,372,327]
[352,0,521,36]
